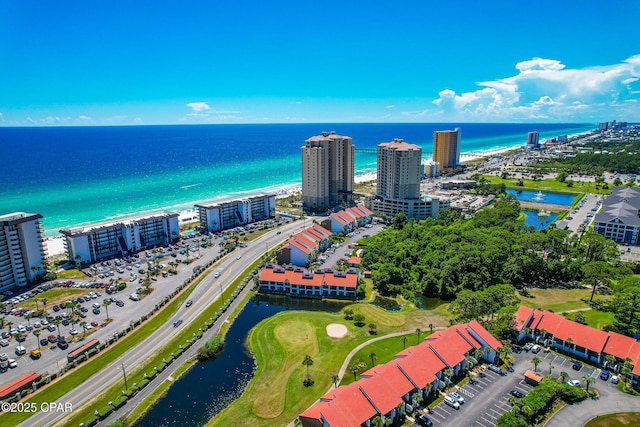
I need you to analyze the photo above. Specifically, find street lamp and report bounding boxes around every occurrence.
[121,362,128,390]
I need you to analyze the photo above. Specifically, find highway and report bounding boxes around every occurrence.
[18,221,301,427]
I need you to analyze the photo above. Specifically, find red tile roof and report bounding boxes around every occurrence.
[467,320,503,349]
[358,376,401,415]
[514,306,534,331]
[289,239,312,255]
[361,362,414,397]
[428,327,474,367]
[320,382,377,425]
[348,256,361,265]
[259,267,358,289]
[395,344,445,389]
[331,213,349,226]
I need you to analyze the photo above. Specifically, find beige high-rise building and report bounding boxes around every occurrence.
[376,138,421,200]
[433,128,461,171]
[0,212,47,292]
[301,131,354,212]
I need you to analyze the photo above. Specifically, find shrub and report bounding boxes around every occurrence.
[198,334,224,360]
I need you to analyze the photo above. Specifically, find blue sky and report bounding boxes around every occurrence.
[1,1,639,125]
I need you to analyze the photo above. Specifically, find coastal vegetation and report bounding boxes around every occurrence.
[360,198,621,300]
[584,412,640,427]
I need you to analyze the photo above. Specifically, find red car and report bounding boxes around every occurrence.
[90,321,99,327]
[47,335,56,343]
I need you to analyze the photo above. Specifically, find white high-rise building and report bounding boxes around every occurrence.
[376,138,422,199]
[61,211,179,265]
[0,212,47,292]
[301,131,354,212]
[196,194,276,232]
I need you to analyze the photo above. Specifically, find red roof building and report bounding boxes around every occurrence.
[276,224,332,266]
[259,264,358,299]
[0,372,42,400]
[516,306,640,380]
[299,322,502,427]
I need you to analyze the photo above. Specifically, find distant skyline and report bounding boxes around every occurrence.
[1,1,639,126]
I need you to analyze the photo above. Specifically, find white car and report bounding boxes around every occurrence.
[69,329,78,335]
[85,324,94,330]
[567,379,581,387]
[8,358,18,368]
[33,322,42,328]
[611,375,620,384]
[0,353,7,361]
[41,319,49,325]
[448,392,465,404]
[0,339,9,347]
[444,395,460,410]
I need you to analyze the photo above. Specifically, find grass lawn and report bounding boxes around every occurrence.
[518,288,597,312]
[207,302,450,427]
[582,310,616,330]
[56,268,90,279]
[12,287,90,313]
[584,412,640,427]
[479,174,608,195]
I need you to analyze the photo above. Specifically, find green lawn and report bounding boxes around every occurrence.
[479,174,608,195]
[56,268,90,279]
[584,412,640,427]
[207,302,449,427]
[582,310,615,330]
[11,287,90,313]
[518,288,607,313]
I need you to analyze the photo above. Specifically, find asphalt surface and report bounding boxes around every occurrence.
[16,221,301,427]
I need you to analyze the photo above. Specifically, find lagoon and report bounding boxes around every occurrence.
[522,210,559,230]
[506,189,577,206]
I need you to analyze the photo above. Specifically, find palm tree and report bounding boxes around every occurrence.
[369,352,377,367]
[80,321,87,339]
[103,299,111,321]
[531,356,541,372]
[371,415,383,427]
[582,375,595,392]
[560,371,569,383]
[41,297,48,315]
[0,316,4,329]
[474,348,484,363]
[444,368,454,384]
[548,362,555,377]
[33,330,41,350]
[416,328,422,344]
[429,323,434,334]
[605,354,617,371]
[402,335,407,348]
[350,364,359,382]
[498,346,512,364]
[54,319,61,338]
[565,337,574,353]
[302,355,313,380]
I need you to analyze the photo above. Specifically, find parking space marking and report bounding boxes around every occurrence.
[480,416,496,426]
[458,387,475,398]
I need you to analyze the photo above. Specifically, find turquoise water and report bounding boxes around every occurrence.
[522,210,559,230]
[0,123,593,235]
[506,189,577,206]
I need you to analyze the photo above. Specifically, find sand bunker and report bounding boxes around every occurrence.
[326,323,348,338]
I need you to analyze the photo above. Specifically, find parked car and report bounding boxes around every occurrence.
[611,375,620,384]
[600,370,610,380]
[510,389,525,398]
[8,358,17,368]
[567,379,581,387]
[448,392,465,404]
[531,344,541,353]
[0,339,8,347]
[415,413,433,427]
[523,342,533,351]
[488,364,503,374]
[40,338,49,347]
[572,361,582,371]
[443,395,460,410]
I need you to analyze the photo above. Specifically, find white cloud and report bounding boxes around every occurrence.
[422,54,640,121]
[78,115,94,124]
[186,102,211,113]
[0,112,3,123]
[385,105,396,109]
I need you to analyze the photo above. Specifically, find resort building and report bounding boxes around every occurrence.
[515,306,640,388]
[60,211,179,265]
[259,264,358,299]
[422,159,440,178]
[593,186,640,245]
[195,193,276,232]
[364,139,446,220]
[322,205,373,234]
[276,224,332,266]
[301,131,354,213]
[299,321,502,427]
[526,131,540,150]
[0,212,47,292]
[432,128,461,172]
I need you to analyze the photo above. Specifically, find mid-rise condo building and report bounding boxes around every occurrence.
[61,211,179,265]
[195,194,276,232]
[0,212,47,292]
[301,131,354,212]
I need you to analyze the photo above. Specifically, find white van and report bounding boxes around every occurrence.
[15,345,26,356]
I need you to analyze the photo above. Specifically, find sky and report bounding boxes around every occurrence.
[1,1,639,126]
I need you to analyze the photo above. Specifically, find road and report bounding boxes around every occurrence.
[18,221,301,427]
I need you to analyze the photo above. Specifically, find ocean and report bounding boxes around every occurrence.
[0,123,593,236]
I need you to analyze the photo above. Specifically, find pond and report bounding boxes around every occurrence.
[371,295,402,311]
[506,189,577,206]
[522,210,559,230]
[134,295,347,427]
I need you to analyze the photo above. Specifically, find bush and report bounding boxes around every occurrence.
[198,334,224,360]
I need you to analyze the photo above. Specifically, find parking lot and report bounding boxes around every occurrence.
[420,345,604,427]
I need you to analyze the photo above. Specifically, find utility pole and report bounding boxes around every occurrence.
[121,362,128,390]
